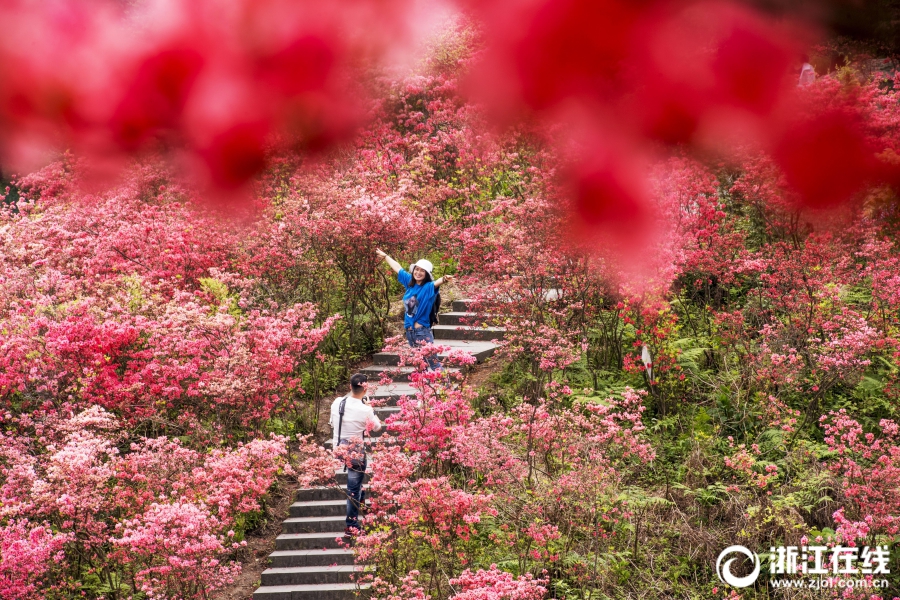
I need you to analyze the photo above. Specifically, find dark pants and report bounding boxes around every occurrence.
[405,325,441,371]
[339,440,366,531]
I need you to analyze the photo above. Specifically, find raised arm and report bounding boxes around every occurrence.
[434,274,455,288]
[376,248,403,274]
[368,409,382,433]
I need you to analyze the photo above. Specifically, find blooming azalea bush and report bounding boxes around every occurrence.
[0,158,341,436]
[356,380,654,599]
[0,520,69,600]
[0,406,288,599]
[448,566,548,600]
[6,8,900,600]
[822,410,900,539]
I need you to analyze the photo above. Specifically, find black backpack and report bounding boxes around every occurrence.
[429,290,441,327]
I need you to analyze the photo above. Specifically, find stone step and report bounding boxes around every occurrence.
[372,340,498,365]
[276,532,346,550]
[431,325,505,342]
[283,516,348,533]
[359,365,461,382]
[252,295,500,600]
[451,299,476,312]
[374,406,400,419]
[253,583,369,600]
[261,565,367,586]
[449,292,558,312]
[269,549,355,568]
[438,311,481,326]
[439,312,510,327]
[252,295,501,600]
[295,487,348,502]
[367,383,419,401]
[290,500,365,518]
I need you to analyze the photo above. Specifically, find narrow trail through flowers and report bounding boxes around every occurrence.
[252,298,505,600]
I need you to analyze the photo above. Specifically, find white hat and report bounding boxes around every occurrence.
[411,259,434,276]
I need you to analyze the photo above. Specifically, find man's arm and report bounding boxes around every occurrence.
[367,408,382,433]
[376,249,403,274]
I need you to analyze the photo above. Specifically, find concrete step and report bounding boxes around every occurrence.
[375,406,401,419]
[431,325,505,342]
[359,365,461,382]
[269,549,355,568]
[372,340,498,365]
[449,293,558,311]
[295,487,348,502]
[261,565,366,586]
[367,383,419,401]
[253,583,369,600]
[438,311,481,326]
[451,299,476,312]
[290,500,364,518]
[439,312,510,326]
[276,532,346,550]
[283,516,348,533]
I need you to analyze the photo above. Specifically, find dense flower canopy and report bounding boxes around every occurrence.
[5,2,900,599]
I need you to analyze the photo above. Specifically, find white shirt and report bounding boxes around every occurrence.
[329,395,382,448]
[799,63,816,86]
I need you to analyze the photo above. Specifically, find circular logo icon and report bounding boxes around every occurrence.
[716,545,761,588]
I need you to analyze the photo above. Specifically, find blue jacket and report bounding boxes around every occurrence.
[398,269,436,329]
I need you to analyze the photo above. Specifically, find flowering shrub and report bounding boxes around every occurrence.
[358,382,654,599]
[6,10,900,600]
[0,406,287,598]
[0,160,339,435]
[112,502,240,600]
[822,410,900,538]
[0,521,69,600]
[449,566,548,600]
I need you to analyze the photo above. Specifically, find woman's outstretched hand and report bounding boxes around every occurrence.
[377,249,402,274]
[435,274,455,288]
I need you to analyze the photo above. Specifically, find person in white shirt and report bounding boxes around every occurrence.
[329,373,381,535]
[799,55,816,86]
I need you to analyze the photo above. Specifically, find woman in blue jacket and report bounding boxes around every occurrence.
[376,249,454,370]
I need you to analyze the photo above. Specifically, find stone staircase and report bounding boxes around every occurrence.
[252,299,503,600]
